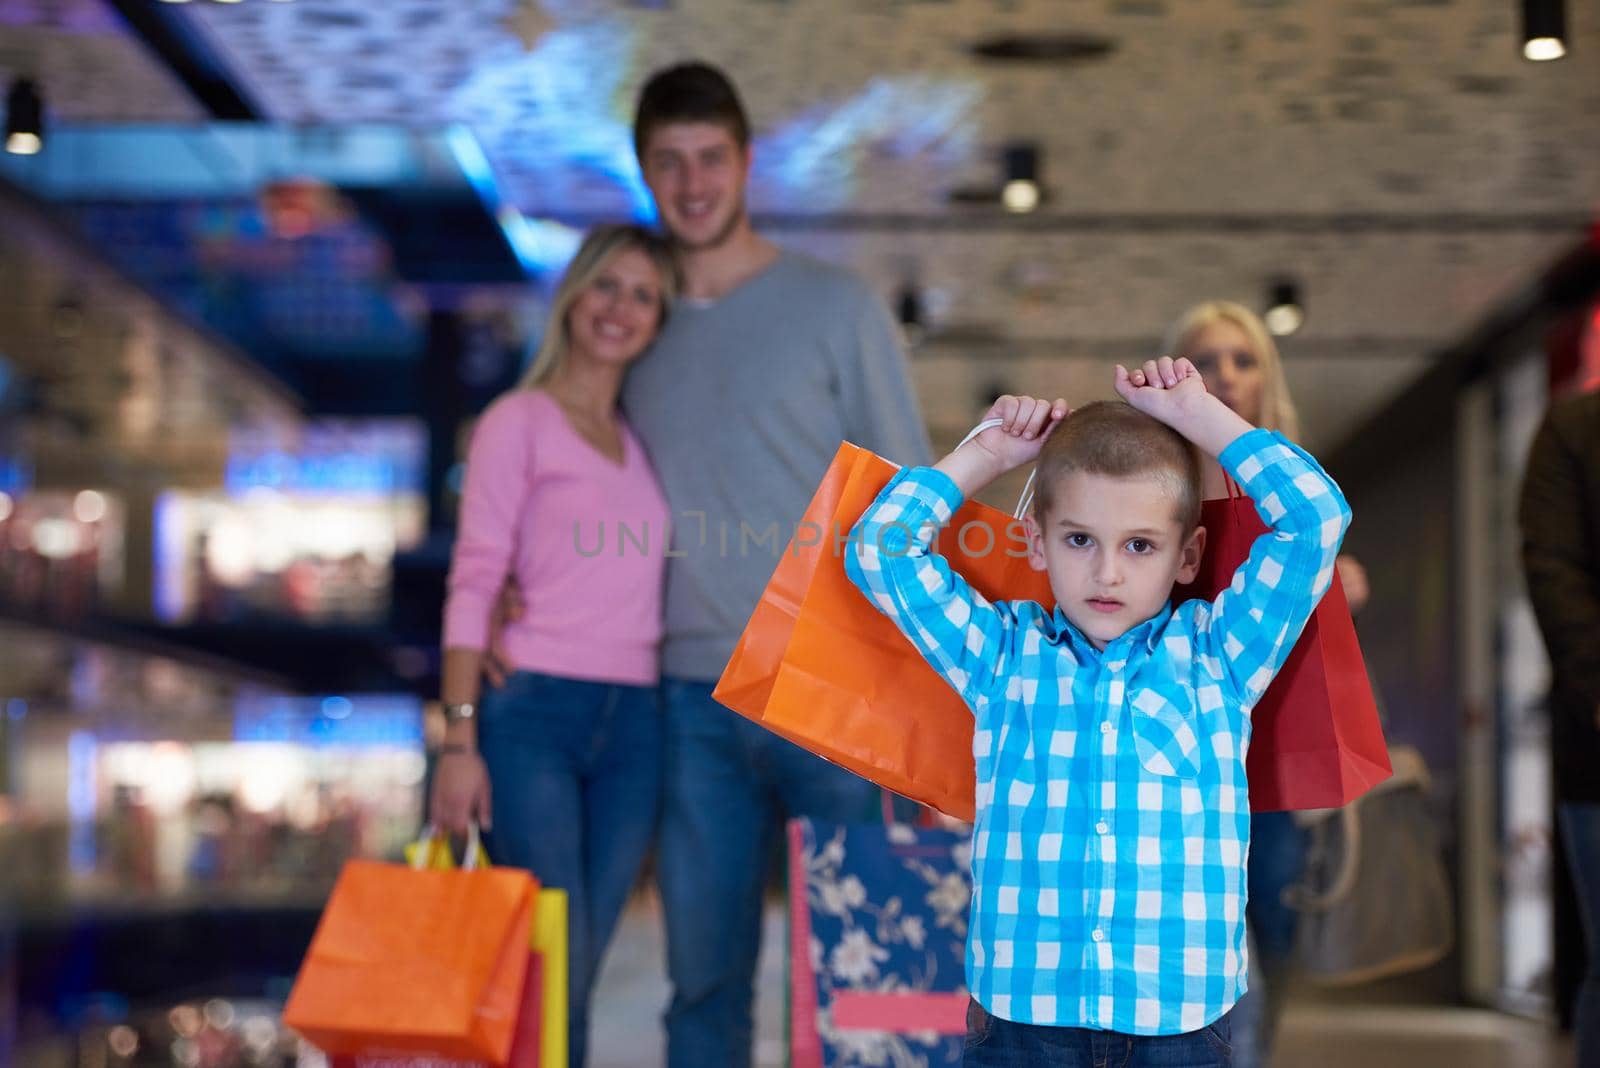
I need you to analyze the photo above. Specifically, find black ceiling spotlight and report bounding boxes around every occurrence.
[5,78,42,156]
[896,283,926,347]
[1522,0,1567,61]
[1001,143,1042,214]
[949,141,1048,212]
[1264,280,1305,338]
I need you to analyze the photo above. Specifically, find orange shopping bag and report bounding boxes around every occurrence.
[715,441,1052,821]
[284,827,535,1064]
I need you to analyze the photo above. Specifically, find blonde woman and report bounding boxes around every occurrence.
[431,224,679,1068]
[1163,301,1369,1068]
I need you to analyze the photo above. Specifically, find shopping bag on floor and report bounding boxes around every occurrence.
[285,827,535,1064]
[1175,481,1391,810]
[716,441,1052,821]
[788,817,973,1068]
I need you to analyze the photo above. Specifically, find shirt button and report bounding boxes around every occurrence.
[1096,821,1109,835]
[1092,929,1105,943]
[1100,721,1113,734]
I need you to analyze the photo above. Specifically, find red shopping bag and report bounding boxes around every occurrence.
[329,953,542,1068]
[715,442,1052,821]
[1176,485,1391,810]
[285,840,535,1064]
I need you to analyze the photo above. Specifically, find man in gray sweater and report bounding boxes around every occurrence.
[621,63,931,1068]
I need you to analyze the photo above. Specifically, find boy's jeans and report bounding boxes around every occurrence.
[478,671,663,1068]
[964,999,1233,1067]
[657,678,880,1068]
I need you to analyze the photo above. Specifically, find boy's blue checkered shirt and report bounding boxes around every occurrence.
[844,428,1351,1036]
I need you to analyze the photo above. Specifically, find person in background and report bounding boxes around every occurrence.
[621,62,932,1068]
[1161,300,1370,1068]
[486,64,930,1068]
[1520,386,1600,1068]
[430,224,679,1068]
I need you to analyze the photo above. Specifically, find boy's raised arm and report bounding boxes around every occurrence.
[845,395,1066,709]
[1118,358,1352,707]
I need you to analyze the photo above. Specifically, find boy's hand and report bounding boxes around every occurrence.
[935,395,1068,499]
[970,395,1070,470]
[1114,356,1208,417]
[1114,356,1255,458]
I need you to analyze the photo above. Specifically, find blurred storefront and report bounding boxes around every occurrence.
[0,168,432,1066]
[153,422,427,627]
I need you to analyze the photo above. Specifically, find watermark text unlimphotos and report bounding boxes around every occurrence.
[572,512,1033,560]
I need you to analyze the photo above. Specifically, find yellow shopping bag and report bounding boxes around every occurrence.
[532,889,568,1068]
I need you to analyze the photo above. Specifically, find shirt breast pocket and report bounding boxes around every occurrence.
[1129,687,1203,778]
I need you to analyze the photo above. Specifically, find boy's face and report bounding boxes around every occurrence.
[1026,470,1206,650]
[638,121,751,251]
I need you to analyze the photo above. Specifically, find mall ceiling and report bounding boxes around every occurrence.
[2,0,1597,450]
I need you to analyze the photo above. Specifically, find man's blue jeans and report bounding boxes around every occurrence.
[479,671,662,1068]
[964,999,1233,1067]
[657,678,880,1068]
[1560,803,1600,1068]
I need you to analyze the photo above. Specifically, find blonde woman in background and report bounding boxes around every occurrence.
[431,224,679,1068]
[1163,301,1370,1068]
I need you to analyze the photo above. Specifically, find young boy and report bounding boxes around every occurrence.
[845,356,1351,1067]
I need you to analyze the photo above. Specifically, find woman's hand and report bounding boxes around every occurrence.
[429,750,492,834]
[1336,554,1370,615]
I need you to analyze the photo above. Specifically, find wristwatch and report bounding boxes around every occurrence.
[442,702,477,723]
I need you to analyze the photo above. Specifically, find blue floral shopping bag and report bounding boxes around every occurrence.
[787,817,974,1068]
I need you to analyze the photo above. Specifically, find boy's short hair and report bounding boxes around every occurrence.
[1033,401,1202,532]
[634,62,752,159]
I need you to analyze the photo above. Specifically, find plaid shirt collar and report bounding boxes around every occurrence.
[1053,601,1174,662]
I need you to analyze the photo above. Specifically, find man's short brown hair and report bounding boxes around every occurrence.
[633,62,752,159]
[1032,401,1202,532]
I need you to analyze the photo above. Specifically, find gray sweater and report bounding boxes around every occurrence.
[622,249,932,681]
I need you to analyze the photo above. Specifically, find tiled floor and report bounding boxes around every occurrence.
[589,894,1573,1068]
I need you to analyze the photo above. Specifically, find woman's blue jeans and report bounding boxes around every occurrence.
[478,671,663,1068]
[1230,810,1308,1068]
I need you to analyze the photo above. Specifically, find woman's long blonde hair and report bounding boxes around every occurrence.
[1161,300,1301,441]
[519,224,680,389]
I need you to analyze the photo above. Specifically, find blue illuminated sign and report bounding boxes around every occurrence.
[233,694,424,748]
[0,455,32,496]
[224,423,425,498]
